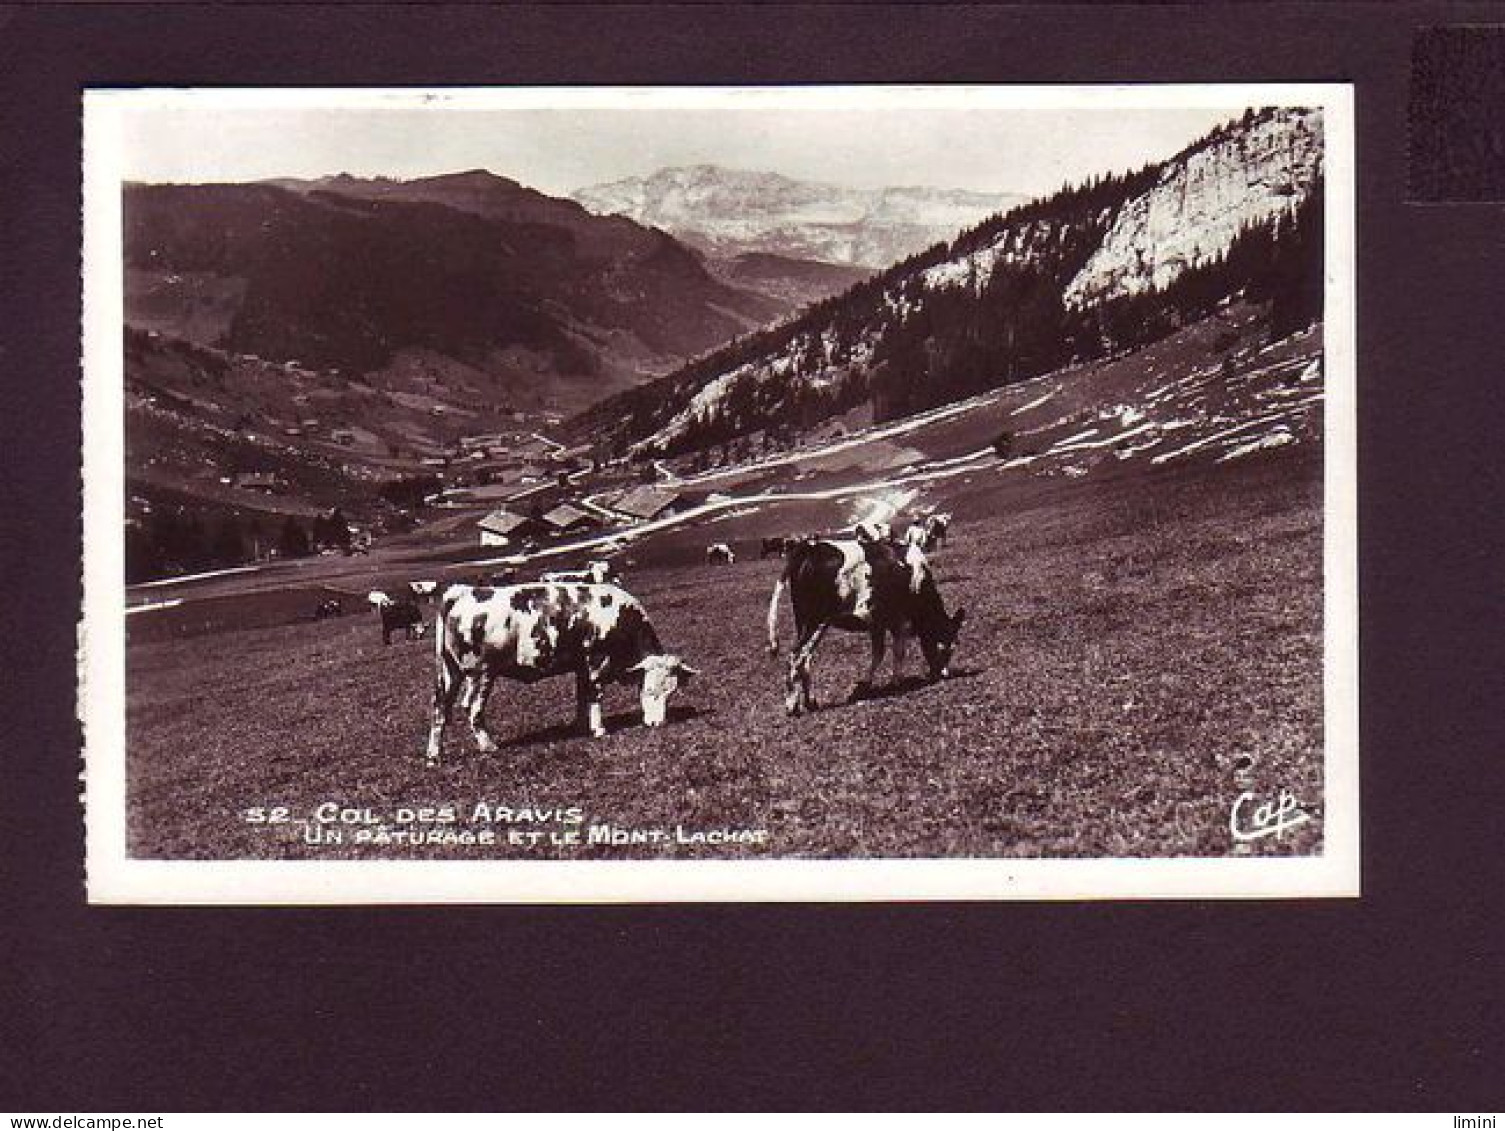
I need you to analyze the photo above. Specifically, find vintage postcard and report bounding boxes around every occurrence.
[81,84,1357,902]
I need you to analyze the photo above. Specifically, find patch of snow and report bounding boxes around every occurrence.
[1217,425,1296,462]
[1054,428,1099,446]
[1051,420,1160,454]
[1150,412,1295,464]
[126,598,184,615]
[1012,390,1056,415]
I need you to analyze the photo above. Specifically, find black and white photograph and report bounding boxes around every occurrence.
[81,85,1357,902]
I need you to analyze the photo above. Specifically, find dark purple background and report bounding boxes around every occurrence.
[3,3,1501,1110]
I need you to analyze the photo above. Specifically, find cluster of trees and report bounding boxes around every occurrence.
[377,475,441,508]
[125,506,353,582]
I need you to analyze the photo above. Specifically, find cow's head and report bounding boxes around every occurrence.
[630,654,699,727]
[918,607,966,681]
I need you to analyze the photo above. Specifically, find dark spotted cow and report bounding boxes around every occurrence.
[425,582,697,762]
[760,537,788,559]
[367,591,425,644]
[766,538,965,716]
[313,598,343,620]
[705,542,736,564]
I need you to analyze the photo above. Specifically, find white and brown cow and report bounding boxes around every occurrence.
[425,581,697,763]
[766,538,965,716]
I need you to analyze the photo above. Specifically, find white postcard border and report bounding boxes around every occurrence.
[81,83,1358,904]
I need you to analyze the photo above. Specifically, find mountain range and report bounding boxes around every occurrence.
[123,171,797,412]
[573,165,1028,269]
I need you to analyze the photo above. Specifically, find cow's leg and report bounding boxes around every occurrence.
[574,670,590,730]
[580,677,605,737]
[784,623,811,715]
[891,625,908,684]
[425,651,463,764]
[853,628,886,701]
[466,671,499,753]
[574,669,607,739]
[785,623,826,716]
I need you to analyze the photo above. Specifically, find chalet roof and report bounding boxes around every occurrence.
[540,503,597,530]
[476,509,536,536]
[612,486,683,521]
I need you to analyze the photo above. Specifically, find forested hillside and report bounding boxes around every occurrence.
[124,173,786,398]
[568,107,1324,459]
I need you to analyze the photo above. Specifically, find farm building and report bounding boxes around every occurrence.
[609,486,699,522]
[539,503,600,535]
[477,509,544,547]
[458,432,512,453]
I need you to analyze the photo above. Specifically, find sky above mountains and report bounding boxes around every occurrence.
[112,89,1251,199]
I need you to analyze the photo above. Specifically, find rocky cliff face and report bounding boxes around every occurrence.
[573,165,1026,269]
[1064,108,1323,304]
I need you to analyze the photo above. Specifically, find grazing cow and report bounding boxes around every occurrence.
[760,536,788,559]
[367,590,425,644]
[903,513,951,553]
[706,542,736,564]
[767,538,965,716]
[541,560,617,585]
[313,598,343,620]
[425,582,698,762]
[852,519,893,544]
[407,580,440,602]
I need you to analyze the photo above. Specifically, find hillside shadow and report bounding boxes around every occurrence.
[845,666,983,704]
[503,703,708,749]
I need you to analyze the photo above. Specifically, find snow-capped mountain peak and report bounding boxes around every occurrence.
[572,164,1027,269]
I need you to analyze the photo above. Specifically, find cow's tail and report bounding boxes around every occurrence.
[766,571,787,657]
[433,588,465,700]
[425,588,468,763]
[767,546,805,657]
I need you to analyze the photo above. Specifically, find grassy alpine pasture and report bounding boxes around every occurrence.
[125,445,1323,861]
